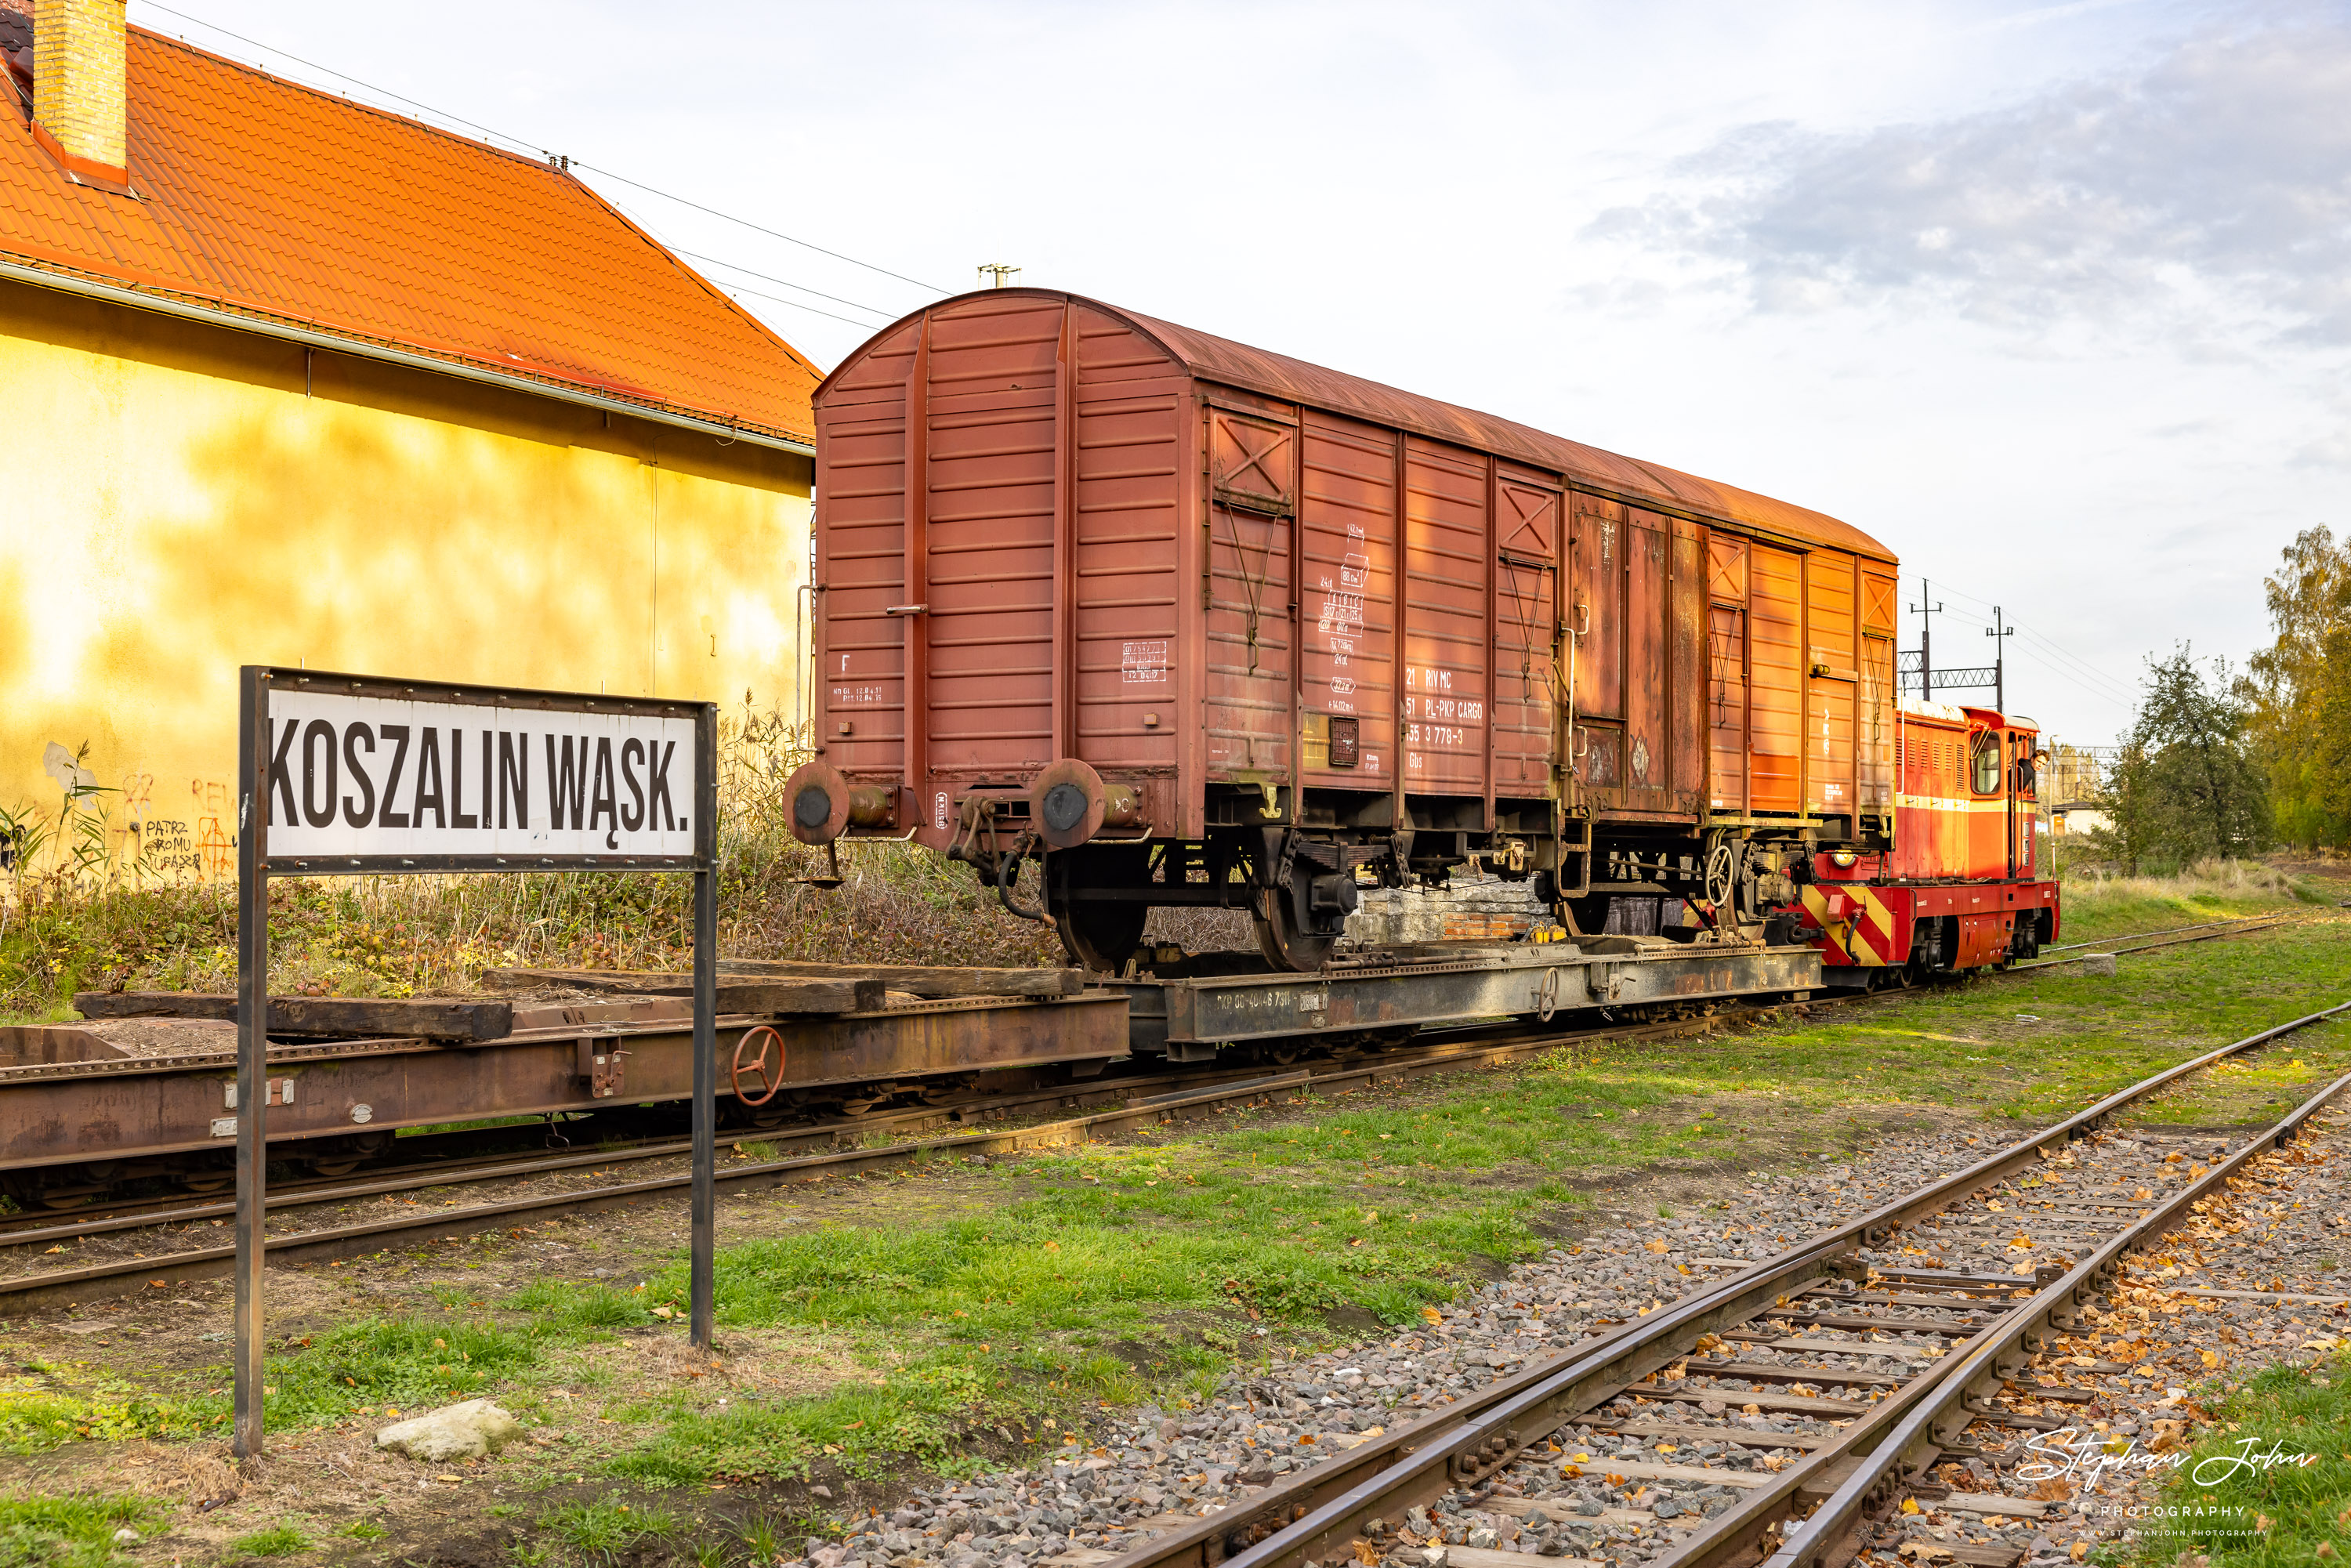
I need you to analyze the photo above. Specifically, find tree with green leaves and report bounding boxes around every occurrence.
[2091,647,2269,871]
[2242,526,2351,849]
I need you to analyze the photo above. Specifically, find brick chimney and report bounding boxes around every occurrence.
[32,0,126,183]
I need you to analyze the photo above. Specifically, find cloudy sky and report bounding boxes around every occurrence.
[131,0,2351,747]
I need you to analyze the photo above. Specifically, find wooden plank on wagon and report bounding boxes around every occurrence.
[718,958,1085,998]
[477,969,881,1014]
[71,992,513,1041]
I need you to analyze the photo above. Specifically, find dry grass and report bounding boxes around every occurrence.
[0,701,1060,1022]
[2056,856,2323,944]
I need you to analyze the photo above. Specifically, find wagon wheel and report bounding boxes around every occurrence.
[730,1025,785,1107]
[1253,885,1335,972]
[1052,846,1152,974]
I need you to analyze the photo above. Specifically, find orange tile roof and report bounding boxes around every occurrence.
[0,23,817,443]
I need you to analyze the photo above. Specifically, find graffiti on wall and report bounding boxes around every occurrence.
[9,742,233,884]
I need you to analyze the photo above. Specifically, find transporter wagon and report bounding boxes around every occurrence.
[787,288,2053,973]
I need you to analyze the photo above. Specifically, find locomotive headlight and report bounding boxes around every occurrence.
[1828,850,1858,868]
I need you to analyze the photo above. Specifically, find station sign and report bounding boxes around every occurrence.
[259,676,705,870]
[230,668,719,1461]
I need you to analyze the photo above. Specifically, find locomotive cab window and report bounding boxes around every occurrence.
[2012,737,2038,797]
[1970,732,2002,795]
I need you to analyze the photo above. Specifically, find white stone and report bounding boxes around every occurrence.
[375,1399,523,1461]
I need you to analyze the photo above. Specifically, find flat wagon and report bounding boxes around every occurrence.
[788,290,1930,969]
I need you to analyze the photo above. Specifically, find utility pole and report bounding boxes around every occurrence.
[1985,606,2015,713]
[1908,580,1944,700]
[976,263,1021,289]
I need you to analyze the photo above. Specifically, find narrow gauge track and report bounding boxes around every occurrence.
[2016,914,2290,970]
[0,1005,1766,1310]
[0,917,2295,1311]
[1109,998,2351,1568]
[2038,917,2266,954]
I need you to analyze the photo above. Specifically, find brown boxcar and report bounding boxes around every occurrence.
[791,289,1900,969]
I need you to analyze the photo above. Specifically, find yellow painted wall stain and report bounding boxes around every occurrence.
[0,284,813,877]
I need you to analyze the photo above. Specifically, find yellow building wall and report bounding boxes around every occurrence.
[0,279,814,879]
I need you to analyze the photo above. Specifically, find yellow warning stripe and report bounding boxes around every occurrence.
[1802,882,1899,967]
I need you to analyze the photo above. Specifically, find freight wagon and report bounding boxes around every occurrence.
[788,289,2053,974]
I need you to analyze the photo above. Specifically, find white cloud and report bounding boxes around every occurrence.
[1602,12,2351,345]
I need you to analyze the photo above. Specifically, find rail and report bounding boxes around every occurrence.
[1104,998,2351,1568]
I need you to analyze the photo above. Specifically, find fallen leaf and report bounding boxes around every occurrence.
[2070,1544,2088,1563]
[1420,1308,1444,1324]
[2201,1350,2221,1369]
[1901,1499,1922,1516]
[1645,1240,1670,1254]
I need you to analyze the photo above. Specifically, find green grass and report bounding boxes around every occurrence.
[176,1313,557,1434]
[2144,1350,2351,1568]
[0,1494,154,1568]
[0,1365,204,1451]
[224,1525,310,1559]
[159,909,2342,1491]
[25,901,2342,1505]
[2054,859,2324,945]
[534,1494,677,1556]
[1652,916,2351,1124]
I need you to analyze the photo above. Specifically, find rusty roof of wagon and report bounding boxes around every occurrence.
[824,289,1893,562]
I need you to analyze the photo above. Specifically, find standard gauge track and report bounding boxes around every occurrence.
[1102,998,2351,1568]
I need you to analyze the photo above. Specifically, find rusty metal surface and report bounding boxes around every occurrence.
[1124,943,1820,1045]
[0,994,1129,1172]
[820,292,1894,564]
[813,292,1904,853]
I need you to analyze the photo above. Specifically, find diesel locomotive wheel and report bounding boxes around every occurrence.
[1052,845,1152,974]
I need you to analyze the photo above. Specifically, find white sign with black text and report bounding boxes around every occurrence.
[263,690,698,860]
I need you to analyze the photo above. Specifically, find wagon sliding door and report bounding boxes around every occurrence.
[1805,549,1860,825]
[1203,402,1296,781]
[1491,469,1559,818]
[1400,439,1491,820]
[1705,534,1750,815]
[1748,545,1804,813]
[1858,567,1897,827]
[1568,494,1625,810]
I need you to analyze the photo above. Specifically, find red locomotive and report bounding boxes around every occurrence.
[1798,699,2058,987]
[787,288,2057,977]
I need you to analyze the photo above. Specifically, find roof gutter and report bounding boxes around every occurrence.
[0,255,816,458]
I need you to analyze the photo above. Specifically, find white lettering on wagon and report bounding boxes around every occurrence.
[1121,640,1170,685]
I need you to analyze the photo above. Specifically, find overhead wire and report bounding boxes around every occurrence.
[131,2,947,300]
[1904,576,2139,718]
[1925,578,2138,701]
[671,251,895,321]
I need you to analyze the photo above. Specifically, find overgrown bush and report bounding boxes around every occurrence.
[0,701,1060,1021]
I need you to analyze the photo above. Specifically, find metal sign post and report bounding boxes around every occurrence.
[230,668,718,1457]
